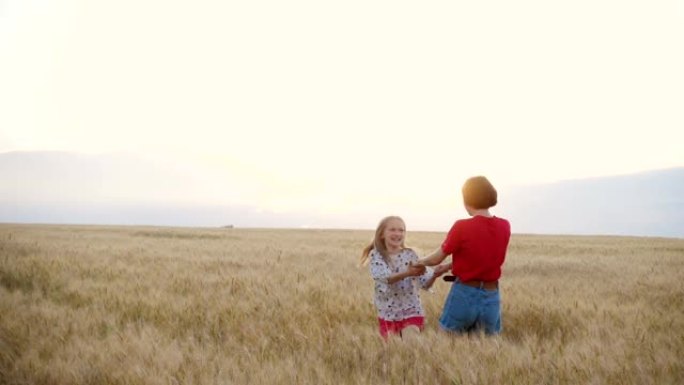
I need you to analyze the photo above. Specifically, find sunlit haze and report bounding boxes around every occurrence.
[1,0,682,231]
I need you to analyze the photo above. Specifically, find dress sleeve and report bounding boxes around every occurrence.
[369,250,391,284]
[418,267,435,290]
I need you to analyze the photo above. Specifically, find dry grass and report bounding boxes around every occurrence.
[0,224,683,384]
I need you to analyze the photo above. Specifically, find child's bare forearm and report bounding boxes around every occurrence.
[418,248,448,266]
[387,271,410,284]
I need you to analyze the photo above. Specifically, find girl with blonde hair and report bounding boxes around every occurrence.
[361,216,450,338]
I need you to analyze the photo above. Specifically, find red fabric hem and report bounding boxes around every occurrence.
[378,316,425,338]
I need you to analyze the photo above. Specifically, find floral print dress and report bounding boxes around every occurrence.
[369,248,434,321]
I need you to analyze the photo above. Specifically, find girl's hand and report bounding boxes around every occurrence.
[406,262,426,276]
[411,259,427,268]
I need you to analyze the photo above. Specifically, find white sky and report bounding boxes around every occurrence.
[1,0,683,222]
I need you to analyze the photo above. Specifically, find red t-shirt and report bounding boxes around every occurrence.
[441,215,511,282]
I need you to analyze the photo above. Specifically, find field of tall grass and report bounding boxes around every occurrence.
[0,224,683,384]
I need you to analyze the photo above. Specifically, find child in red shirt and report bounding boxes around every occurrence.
[414,176,511,334]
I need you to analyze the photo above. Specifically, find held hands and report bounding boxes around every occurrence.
[411,259,427,269]
[408,261,450,278]
[406,261,426,277]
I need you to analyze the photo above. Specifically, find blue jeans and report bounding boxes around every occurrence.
[439,281,501,335]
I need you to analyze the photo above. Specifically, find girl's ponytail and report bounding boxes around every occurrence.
[359,242,374,266]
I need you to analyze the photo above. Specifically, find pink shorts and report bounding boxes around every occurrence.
[378,316,425,338]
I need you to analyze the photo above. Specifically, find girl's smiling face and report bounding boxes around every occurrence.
[382,218,405,252]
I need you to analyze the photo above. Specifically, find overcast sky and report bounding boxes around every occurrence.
[1,0,682,221]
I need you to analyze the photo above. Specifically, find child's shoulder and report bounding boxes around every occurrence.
[450,218,471,229]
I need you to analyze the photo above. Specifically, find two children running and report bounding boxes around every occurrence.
[361,176,511,338]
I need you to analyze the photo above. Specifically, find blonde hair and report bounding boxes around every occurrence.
[359,216,407,266]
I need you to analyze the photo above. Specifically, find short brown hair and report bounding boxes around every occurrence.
[462,176,497,209]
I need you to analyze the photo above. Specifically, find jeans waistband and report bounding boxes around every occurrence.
[443,276,499,290]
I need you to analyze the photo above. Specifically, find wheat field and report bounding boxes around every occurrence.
[0,224,683,384]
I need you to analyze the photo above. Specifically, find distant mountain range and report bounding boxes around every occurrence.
[1,151,682,238]
[496,168,684,238]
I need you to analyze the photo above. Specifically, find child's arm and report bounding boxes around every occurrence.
[414,247,448,267]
